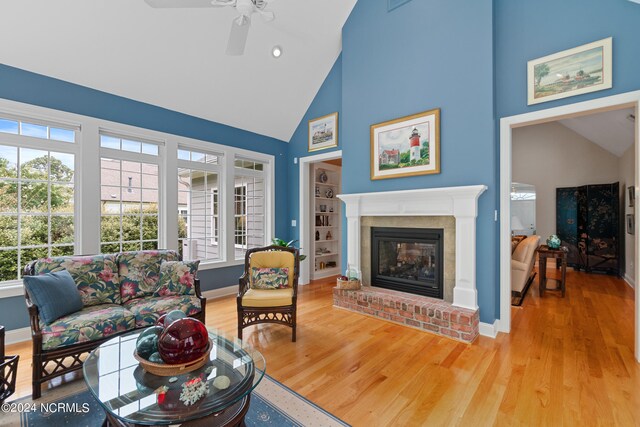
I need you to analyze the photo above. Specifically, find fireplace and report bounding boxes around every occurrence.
[371,227,444,299]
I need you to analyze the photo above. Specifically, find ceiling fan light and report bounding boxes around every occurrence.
[272,45,282,58]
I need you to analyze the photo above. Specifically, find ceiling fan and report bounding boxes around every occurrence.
[144,0,276,56]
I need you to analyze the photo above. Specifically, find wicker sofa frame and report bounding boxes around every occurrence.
[237,246,299,342]
[23,254,206,399]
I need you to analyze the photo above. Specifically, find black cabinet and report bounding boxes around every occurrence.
[556,183,620,276]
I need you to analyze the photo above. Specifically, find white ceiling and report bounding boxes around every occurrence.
[559,108,635,157]
[0,0,357,142]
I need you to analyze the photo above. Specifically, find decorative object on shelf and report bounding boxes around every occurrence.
[315,186,320,197]
[629,186,635,207]
[271,237,307,261]
[319,261,326,269]
[315,230,320,241]
[212,375,231,390]
[546,234,561,249]
[326,261,337,268]
[329,206,334,212]
[371,108,440,180]
[326,230,332,240]
[158,318,209,365]
[179,376,210,406]
[325,188,334,198]
[320,204,327,212]
[627,214,635,235]
[527,37,612,105]
[319,171,328,183]
[308,112,338,152]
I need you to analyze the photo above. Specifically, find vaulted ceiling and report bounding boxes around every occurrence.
[0,0,357,142]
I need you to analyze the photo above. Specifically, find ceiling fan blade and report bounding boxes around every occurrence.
[144,0,234,8]
[226,16,251,56]
[256,9,275,22]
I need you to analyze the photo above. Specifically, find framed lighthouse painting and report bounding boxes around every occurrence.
[370,108,440,180]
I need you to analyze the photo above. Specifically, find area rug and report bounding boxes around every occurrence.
[0,374,348,427]
[511,272,536,307]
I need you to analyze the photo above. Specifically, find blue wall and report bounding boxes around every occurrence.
[495,0,640,119]
[340,0,497,322]
[286,56,345,264]
[0,64,289,330]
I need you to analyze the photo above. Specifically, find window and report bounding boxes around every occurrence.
[0,117,75,143]
[0,145,75,281]
[177,148,221,262]
[100,134,160,253]
[0,100,274,288]
[234,158,266,259]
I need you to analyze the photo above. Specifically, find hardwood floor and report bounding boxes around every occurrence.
[5,268,639,426]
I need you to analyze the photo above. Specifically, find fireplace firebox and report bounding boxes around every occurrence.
[371,227,443,299]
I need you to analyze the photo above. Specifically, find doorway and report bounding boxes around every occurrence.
[499,91,640,362]
[299,150,343,285]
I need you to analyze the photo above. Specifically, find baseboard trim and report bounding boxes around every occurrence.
[624,274,636,289]
[479,320,499,339]
[5,326,30,345]
[202,285,237,300]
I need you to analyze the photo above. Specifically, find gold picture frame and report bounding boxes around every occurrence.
[308,112,338,152]
[370,108,440,180]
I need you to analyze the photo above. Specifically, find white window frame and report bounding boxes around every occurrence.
[0,109,80,290]
[233,157,268,259]
[0,98,275,298]
[99,130,164,253]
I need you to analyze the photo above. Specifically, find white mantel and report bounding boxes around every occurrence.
[337,185,487,311]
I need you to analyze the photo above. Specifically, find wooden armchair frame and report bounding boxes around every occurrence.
[237,246,300,342]
[23,254,206,399]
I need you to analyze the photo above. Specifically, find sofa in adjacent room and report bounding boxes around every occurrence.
[22,249,206,398]
[511,235,541,296]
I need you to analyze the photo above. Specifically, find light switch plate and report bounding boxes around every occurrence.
[291,220,297,227]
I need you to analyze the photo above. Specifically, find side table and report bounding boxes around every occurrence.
[0,325,20,403]
[537,245,568,297]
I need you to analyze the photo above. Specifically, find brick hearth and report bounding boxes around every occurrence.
[333,286,479,343]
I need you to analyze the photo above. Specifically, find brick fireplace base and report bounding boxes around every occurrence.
[333,286,479,343]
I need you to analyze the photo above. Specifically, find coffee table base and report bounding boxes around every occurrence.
[103,394,250,427]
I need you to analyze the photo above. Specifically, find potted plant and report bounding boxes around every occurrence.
[271,238,307,261]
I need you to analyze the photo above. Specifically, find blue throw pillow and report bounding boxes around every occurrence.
[24,270,83,324]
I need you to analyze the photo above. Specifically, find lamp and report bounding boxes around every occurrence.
[511,216,525,236]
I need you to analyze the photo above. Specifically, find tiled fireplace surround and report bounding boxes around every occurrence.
[336,186,487,343]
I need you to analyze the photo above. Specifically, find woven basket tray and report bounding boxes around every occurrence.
[134,339,212,377]
[336,278,361,290]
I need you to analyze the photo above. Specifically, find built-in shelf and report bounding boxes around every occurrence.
[312,163,341,280]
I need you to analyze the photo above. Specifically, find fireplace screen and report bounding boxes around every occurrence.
[371,227,443,299]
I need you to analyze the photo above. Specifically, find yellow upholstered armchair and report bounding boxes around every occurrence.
[237,245,300,342]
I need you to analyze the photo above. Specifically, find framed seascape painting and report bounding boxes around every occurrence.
[308,112,338,152]
[527,37,612,105]
[370,108,440,180]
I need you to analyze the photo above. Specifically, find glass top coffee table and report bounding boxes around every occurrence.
[83,328,265,426]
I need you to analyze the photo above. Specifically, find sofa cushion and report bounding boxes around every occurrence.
[123,295,202,327]
[40,304,135,351]
[24,270,84,324]
[241,288,293,308]
[33,254,121,307]
[153,260,200,297]
[117,250,179,303]
[249,251,295,288]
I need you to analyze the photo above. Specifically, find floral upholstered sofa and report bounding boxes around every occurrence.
[23,250,206,398]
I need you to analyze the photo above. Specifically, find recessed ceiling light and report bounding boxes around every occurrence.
[272,45,282,58]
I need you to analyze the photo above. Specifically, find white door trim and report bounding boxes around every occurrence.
[299,150,343,285]
[499,91,640,362]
